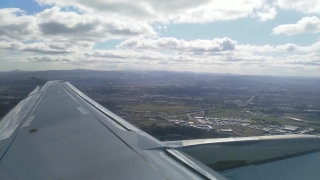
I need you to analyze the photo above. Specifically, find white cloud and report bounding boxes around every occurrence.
[35,0,267,23]
[0,41,94,54]
[237,44,275,52]
[1,1,320,76]
[256,5,277,21]
[84,49,205,64]
[8,48,320,73]
[0,41,69,54]
[273,16,320,35]
[0,7,155,43]
[275,44,298,52]
[240,42,320,53]
[275,0,320,14]
[0,8,38,41]
[119,37,320,54]
[119,37,237,53]
[156,25,167,31]
[36,7,156,42]
[2,34,319,70]
[298,42,320,52]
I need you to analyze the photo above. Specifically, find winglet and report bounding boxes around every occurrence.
[31,77,47,86]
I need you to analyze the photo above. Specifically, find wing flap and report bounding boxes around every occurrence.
[165,135,320,171]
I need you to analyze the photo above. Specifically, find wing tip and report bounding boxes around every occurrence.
[30,77,47,86]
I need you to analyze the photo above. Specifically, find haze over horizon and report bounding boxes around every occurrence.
[1,0,320,76]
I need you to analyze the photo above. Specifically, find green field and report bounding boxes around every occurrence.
[127,104,199,112]
[217,125,265,136]
[136,120,173,128]
[137,120,157,127]
[208,109,242,117]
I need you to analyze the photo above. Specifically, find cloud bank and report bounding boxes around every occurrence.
[0,0,319,76]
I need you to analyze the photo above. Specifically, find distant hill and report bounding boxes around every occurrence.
[0,69,318,86]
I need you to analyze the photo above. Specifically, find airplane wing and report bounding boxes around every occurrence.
[0,80,227,180]
[0,79,319,180]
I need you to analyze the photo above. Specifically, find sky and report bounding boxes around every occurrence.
[0,0,320,76]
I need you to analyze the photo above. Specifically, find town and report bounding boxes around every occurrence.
[169,115,314,136]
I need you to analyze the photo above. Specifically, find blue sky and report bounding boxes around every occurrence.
[161,11,315,45]
[0,0,319,76]
[1,0,46,14]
